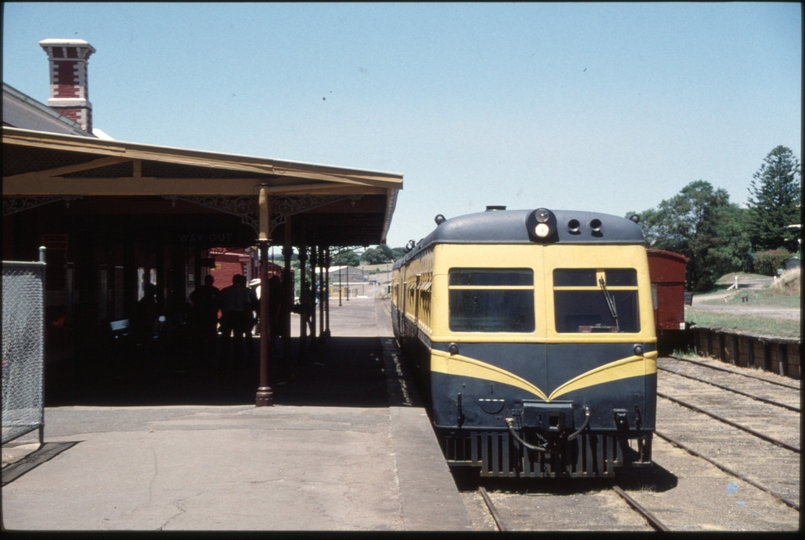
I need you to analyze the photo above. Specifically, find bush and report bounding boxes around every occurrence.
[753,249,791,276]
[769,267,801,296]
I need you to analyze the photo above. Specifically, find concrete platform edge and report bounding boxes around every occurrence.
[381,336,473,531]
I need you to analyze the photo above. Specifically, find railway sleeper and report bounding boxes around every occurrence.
[442,430,651,477]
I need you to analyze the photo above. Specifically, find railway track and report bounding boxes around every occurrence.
[655,429,799,511]
[657,364,799,413]
[656,356,800,454]
[459,357,800,531]
[667,355,799,390]
[650,356,800,522]
[657,391,800,453]
[477,483,667,532]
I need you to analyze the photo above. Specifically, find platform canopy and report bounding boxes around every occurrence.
[2,126,402,246]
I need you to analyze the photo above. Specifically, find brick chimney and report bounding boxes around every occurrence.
[39,38,96,134]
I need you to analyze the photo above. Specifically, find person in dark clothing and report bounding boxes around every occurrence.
[133,282,159,346]
[218,274,252,366]
[265,274,294,382]
[189,274,220,362]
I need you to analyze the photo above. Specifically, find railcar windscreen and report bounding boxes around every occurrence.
[448,269,535,332]
[553,268,640,333]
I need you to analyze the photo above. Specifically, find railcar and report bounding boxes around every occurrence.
[391,206,657,477]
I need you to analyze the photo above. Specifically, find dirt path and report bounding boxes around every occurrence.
[689,284,800,322]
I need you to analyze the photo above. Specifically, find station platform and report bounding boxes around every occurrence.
[1,298,474,531]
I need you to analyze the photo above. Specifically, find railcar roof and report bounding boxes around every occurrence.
[394,208,646,268]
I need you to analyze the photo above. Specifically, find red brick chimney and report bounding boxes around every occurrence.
[39,38,96,134]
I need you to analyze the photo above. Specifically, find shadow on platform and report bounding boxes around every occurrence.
[44,336,390,408]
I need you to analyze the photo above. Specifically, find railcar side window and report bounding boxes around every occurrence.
[553,269,640,333]
[448,269,534,332]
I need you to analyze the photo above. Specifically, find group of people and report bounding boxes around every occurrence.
[190,273,258,363]
[131,271,287,377]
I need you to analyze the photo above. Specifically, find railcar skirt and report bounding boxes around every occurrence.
[440,428,653,478]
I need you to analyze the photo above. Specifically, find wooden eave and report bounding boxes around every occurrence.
[3,126,402,245]
[2,127,403,195]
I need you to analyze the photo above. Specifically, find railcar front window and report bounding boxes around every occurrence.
[553,269,640,333]
[449,269,535,332]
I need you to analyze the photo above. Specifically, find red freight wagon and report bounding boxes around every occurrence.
[647,249,690,355]
[647,249,688,331]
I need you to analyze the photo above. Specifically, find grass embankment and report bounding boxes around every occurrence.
[684,268,801,339]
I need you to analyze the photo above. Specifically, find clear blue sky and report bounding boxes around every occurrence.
[3,2,801,249]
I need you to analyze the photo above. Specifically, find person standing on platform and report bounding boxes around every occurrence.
[219,274,252,366]
[133,282,160,349]
[189,274,220,363]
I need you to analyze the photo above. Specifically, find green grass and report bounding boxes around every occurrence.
[685,269,800,338]
[699,291,801,308]
[684,306,800,338]
[714,272,771,285]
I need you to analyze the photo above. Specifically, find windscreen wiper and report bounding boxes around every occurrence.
[599,277,619,327]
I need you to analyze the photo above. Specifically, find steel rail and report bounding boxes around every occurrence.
[480,484,670,531]
[655,430,799,511]
[657,392,800,453]
[609,481,670,531]
[658,366,800,412]
[478,486,508,532]
[669,356,800,390]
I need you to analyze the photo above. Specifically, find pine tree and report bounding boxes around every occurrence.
[746,146,801,252]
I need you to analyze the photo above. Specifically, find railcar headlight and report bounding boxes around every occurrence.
[534,223,551,237]
[528,207,557,241]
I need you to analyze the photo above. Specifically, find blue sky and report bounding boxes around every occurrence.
[3,2,801,249]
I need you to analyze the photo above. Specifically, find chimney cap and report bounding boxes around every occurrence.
[39,38,96,53]
[39,38,95,47]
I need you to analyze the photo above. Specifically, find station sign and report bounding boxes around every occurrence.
[41,234,68,250]
[175,231,239,245]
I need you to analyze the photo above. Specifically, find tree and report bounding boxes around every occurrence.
[358,244,407,264]
[360,244,395,264]
[330,248,360,267]
[746,146,801,253]
[634,180,752,292]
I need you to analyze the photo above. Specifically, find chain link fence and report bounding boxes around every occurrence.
[2,257,46,445]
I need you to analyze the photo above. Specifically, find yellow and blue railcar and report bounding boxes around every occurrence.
[391,207,656,477]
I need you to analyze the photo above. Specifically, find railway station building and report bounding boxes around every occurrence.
[3,39,403,406]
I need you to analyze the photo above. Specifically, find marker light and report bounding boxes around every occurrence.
[528,208,556,241]
[535,208,551,223]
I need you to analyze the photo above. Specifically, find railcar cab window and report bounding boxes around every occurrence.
[448,269,534,332]
[553,269,640,333]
